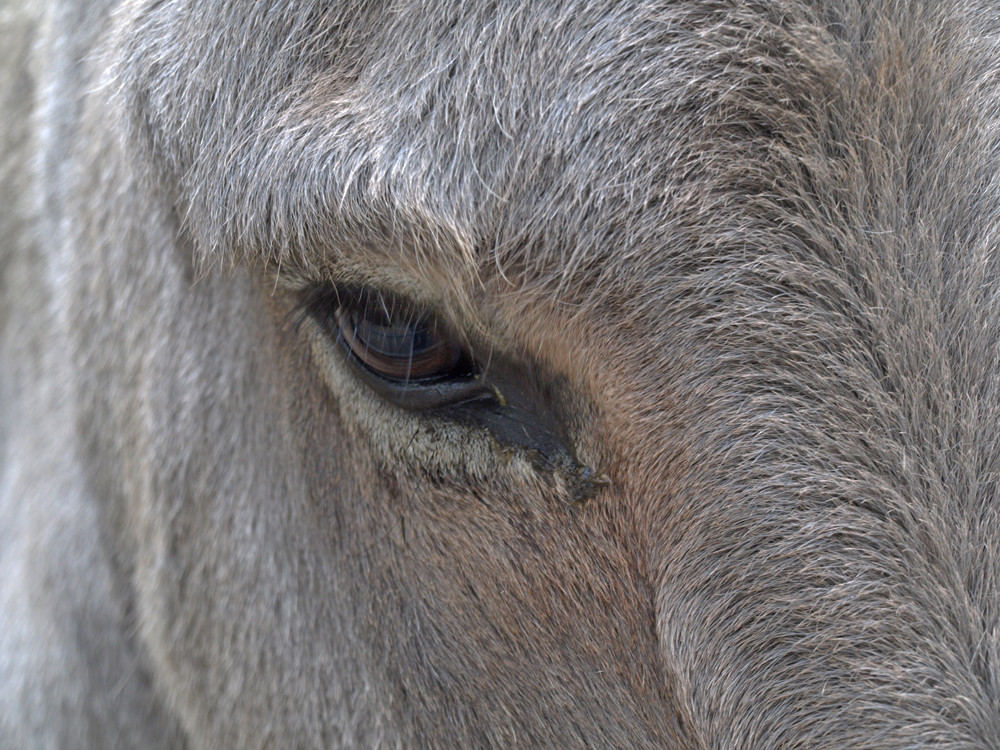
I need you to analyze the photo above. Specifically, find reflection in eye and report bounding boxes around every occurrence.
[334,305,464,383]
[299,284,477,386]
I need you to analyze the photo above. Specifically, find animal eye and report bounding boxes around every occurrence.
[333,297,471,383]
[301,284,490,410]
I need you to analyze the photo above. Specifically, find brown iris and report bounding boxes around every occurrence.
[334,303,463,383]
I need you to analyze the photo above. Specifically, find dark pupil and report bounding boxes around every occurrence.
[336,302,463,382]
[349,313,433,359]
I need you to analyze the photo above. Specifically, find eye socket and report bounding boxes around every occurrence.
[300,284,490,409]
[298,284,597,491]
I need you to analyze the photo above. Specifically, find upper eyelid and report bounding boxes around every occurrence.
[296,280,480,351]
[297,281,477,366]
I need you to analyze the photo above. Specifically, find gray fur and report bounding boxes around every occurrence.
[4,0,1000,746]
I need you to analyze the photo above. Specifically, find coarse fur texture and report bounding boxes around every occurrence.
[4,0,1000,747]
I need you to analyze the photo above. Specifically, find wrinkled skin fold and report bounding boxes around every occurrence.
[4,0,1000,747]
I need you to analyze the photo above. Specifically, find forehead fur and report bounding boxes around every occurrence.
[109,0,1000,313]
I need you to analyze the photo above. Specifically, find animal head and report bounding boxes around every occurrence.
[4,1,1000,747]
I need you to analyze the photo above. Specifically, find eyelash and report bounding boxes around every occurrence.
[296,283,417,344]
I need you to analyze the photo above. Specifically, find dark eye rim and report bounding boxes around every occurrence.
[294,281,604,495]
[299,282,499,411]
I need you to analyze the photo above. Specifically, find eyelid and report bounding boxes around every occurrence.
[352,368,499,411]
